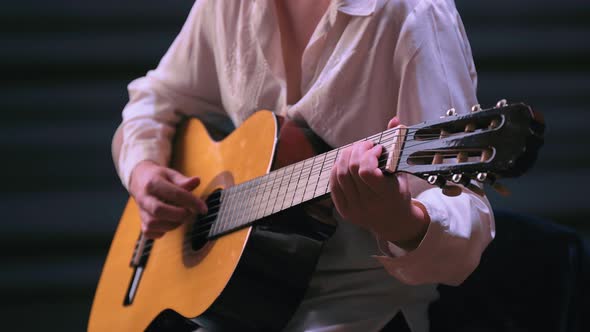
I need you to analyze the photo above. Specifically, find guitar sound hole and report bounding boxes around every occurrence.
[190,190,222,251]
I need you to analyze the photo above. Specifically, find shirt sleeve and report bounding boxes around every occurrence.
[112,0,224,189]
[374,0,495,286]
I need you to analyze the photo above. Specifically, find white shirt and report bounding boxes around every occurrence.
[112,0,495,331]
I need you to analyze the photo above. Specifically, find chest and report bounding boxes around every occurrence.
[274,0,330,104]
[217,2,398,148]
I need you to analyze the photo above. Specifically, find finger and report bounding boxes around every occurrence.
[179,176,201,192]
[329,161,349,219]
[396,172,410,196]
[165,169,201,191]
[387,116,400,129]
[139,209,184,231]
[164,173,208,213]
[148,178,207,214]
[336,146,360,199]
[349,141,375,196]
[358,144,388,193]
[140,196,192,221]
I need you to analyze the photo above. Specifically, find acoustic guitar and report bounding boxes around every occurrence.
[89,101,544,331]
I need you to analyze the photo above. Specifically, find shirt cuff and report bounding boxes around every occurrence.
[372,198,450,285]
[117,141,170,190]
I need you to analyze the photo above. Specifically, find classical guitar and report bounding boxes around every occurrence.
[89,101,544,331]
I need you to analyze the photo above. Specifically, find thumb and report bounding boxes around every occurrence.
[166,169,201,191]
[387,116,400,129]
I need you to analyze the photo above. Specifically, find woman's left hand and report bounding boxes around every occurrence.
[329,117,430,249]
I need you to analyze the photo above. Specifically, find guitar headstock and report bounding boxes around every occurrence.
[396,100,545,192]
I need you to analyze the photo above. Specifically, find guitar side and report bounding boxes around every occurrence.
[89,111,279,331]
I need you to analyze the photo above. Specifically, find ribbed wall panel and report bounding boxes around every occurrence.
[1,1,588,330]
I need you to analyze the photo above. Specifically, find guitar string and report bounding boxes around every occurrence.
[133,129,441,247]
[196,127,476,218]
[134,127,485,256]
[192,150,474,232]
[134,131,486,258]
[137,150,473,261]
[183,131,478,217]
[136,148,470,254]
[195,128,464,212]
[189,148,475,222]
[136,138,484,258]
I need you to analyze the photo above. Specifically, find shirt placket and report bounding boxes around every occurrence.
[299,3,340,97]
[250,0,288,114]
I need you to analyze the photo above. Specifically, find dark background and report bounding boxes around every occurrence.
[1,0,588,330]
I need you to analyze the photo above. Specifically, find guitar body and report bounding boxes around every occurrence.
[89,111,335,331]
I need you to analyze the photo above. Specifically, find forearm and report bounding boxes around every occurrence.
[375,185,494,286]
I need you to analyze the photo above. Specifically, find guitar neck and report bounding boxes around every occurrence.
[208,126,405,238]
[208,102,544,238]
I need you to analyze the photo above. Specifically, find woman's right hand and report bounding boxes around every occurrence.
[129,160,208,239]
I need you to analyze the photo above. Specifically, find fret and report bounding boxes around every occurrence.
[302,155,323,202]
[229,181,250,232]
[310,152,328,199]
[271,167,288,214]
[235,179,256,229]
[223,187,239,233]
[270,165,291,214]
[263,168,283,218]
[255,171,274,221]
[211,189,229,237]
[293,157,314,206]
[283,160,304,209]
[298,157,316,204]
[267,166,285,214]
[221,187,241,234]
[244,176,264,224]
[376,128,386,145]
[314,176,330,197]
[314,150,336,198]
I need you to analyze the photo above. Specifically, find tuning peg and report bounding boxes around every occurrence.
[495,99,508,108]
[445,108,457,116]
[426,175,447,187]
[471,104,481,112]
[476,172,488,182]
[492,182,511,196]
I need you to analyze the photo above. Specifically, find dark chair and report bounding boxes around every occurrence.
[429,210,590,332]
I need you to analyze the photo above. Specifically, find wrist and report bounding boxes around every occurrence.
[387,200,431,251]
[129,160,159,193]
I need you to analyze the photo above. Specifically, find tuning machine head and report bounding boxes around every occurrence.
[476,172,488,182]
[427,175,445,187]
[495,99,508,108]
[473,171,510,196]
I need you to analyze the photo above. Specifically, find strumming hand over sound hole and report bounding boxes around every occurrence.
[190,190,222,251]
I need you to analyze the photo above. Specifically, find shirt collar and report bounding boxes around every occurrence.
[335,0,377,16]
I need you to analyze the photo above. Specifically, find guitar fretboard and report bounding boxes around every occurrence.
[207,126,407,238]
